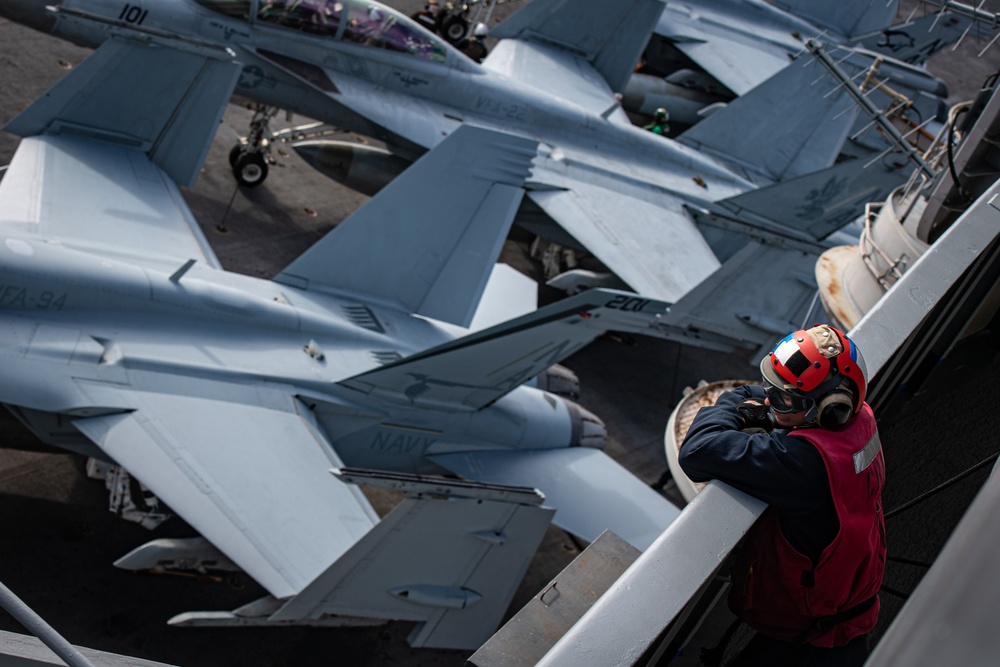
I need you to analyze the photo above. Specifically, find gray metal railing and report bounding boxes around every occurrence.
[529,176,1000,666]
[0,580,96,667]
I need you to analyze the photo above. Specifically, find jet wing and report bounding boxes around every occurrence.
[0,36,240,270]
[526,165,721,302]
[0,135,222,270]
[654,5,797,95]
[669,38,788,96]
[73,390,379,599]
[4,36,239,189]
[430,448,680,550]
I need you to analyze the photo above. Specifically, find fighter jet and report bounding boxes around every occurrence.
[0,0,912,353]
[0,27,687,648]
[627,0,987,129]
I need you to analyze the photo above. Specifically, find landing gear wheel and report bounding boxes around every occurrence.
[228,144,243,167]
[233,152,268,187]
[441,15,468,44]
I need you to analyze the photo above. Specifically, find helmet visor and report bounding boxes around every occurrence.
[762,378,814,414]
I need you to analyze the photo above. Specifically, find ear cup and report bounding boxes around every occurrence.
[818,392,854,430]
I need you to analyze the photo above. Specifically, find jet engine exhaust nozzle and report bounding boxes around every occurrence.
[564,398,606,449]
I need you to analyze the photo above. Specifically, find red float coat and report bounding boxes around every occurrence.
[729,404,886,647]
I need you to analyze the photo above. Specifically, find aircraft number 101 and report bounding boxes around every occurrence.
[118,3,148,25]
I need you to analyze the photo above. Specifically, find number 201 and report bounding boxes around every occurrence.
[607,295,650,312]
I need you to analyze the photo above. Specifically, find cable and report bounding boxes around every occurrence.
[946,105,972,204]
[885,555,932,569]
[885,451,1000,520]
[879,583,910,601]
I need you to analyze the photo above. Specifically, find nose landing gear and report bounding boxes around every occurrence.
[229,104,277,187]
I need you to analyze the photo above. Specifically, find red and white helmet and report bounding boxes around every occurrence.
[760,324,868,425]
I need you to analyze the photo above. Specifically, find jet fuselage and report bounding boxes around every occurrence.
[7,0,755,204]
[0,220,589,474]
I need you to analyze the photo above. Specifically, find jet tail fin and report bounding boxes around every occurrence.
[677,51,860,183]
[490,0,664,92]
[3,34,239,187]
[269,469,554,650]
[274,125,537,328]
[773,0,899,39]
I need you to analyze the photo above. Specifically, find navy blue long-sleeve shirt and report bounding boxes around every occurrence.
[678,385,838,563]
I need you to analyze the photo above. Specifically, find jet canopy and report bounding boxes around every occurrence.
[194,0,448,61]
[192,0,253,18]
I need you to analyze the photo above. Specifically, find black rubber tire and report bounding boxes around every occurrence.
[233,152,268,187]
[228,144,243,167]
[441,15,468,44]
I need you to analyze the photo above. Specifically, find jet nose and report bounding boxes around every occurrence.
[563,399,607,448]
[0,0,57,33]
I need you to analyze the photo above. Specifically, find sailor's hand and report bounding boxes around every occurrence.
[736,398,773,433]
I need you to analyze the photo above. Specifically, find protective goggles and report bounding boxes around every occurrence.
[762,378,814,414]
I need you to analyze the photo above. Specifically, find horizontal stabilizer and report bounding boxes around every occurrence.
[712,157,909,241]
[660,37,786,98]
[847,11,979,65]
[73,390,379,599]
[270,470,554,650]
[653,1,808,97]
[275,125,537,328]
[3,37,239,187]
[658,241,824,354]
[678,52,859,183]
[338,289,671,410]
[525,177,721,302]
[773,0,899,39]
[490,0,664,92]
[431,448,681,550]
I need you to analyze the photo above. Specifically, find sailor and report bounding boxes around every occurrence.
[679,324,885,667]
[410,0,440,33]
[643,107,670,135]
[457,22,490,63]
